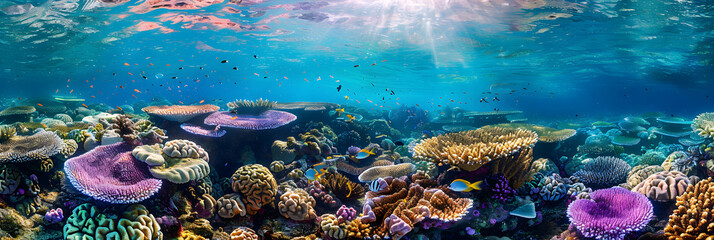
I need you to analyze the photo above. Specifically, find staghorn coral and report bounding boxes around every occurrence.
[665,177,714,238]
[142,104,219,122]
[64,142,162,204]
[216,193,246,219]
[229,227,258,240]
[63,203,163,240]
[693,112,714,139]
[278,189,317,221]
[358,163,415,182]
[573,156,631,187]
[412,126,538,172]
[633,171,691,201]
[231,164,277,215]
[227,98,276,115]
[0,130,64,163]
[568,187,653,240]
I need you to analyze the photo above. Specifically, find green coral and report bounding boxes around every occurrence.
[0,126,16,142]
[63,203,163,240]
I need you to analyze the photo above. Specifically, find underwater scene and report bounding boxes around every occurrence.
[2,0,714,239]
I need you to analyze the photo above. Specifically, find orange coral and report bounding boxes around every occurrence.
[664,177,714,239]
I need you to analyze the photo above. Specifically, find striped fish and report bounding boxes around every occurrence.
[369,178,386,192]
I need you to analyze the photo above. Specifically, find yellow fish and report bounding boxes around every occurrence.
[375,134,388,138]
[335,108,345,113]
[450,179,485,192]
[344,96,349,100]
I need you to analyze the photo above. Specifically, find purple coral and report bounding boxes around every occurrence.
[180,123,226,137]
[204,110,297,130]
[308,181,338,207]
[44,208,63,223]
[489,174,514,202]
[347,146,361,156]
[64,142,162,204]
[336,205,357,223]
[567,187,653,240]
[385,214,412,240]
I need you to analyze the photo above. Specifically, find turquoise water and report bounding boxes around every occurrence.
[1,0,714,239]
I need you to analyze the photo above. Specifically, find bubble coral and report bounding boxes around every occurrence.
[567,187,652,240]
[632,171,691,201]
[229,227,258,240]
[278,188,317,221]
[665,177,714,239]
[692,112,714,139]
[142,104,219,122]
[64,142,162,204]
[231,164,277,215]
[573,156,631,187]
[216,193,247,219]
[0,130,64,163]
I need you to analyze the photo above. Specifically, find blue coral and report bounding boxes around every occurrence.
[572,156,631,187]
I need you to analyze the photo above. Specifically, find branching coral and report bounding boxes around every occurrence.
[413,126,538,172]
[665,178,714,238]
[227,98,276,115]
[693,112,714,139]
[231,164,277,215]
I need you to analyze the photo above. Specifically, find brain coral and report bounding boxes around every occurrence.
[693,112,714,139]
[278,188,317,221]
[413,126,538,172]
[134,143,210,184]
[567,187,653,240]
[626,165,665,189]
[231,164,277,215]
[573,156,631,187]
[632,171,691,202]
[0,130,64,162]
[229,227,258,240]
[64,203,163,240]
[216,193,247,219]
[664,178,714,238]
[163,139,209,162]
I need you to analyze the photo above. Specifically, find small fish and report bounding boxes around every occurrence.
[337,85,342,92]
[449,179,485,192]
[356,148,374,160]
[346,183,353,198]
[253,55,257,59]
[82,104,88,108]
[353,65,359,67]
[231,116,238,120]
[345,96,349,100]
[134,89,141,93]
[479,97,488,103]
[375,134,387,139]
[369,178,386,192]
[345,114,356,123]
[371,63,376,66]
[493,97,500,101]
[199,100,205,104]
[335,108,345,113]
[221,60,228,63]
[37,103,43,107]
[422,130,433,138]
[233,67,238,70]
[124,63,130,66]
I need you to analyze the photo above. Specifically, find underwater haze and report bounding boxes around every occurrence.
[1,0,714,239]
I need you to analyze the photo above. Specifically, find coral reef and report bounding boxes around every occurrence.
[63,203,163,240]
[664,178,714,238]
[693,112,714,139]
[632,171,691,201]
[277,188,317,221]
[142,104,219,122]
[573,156,631,187]
[204,110,297,130]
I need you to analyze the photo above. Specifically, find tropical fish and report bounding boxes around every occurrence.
[369,178,386,192]
[335,108,345,113]
[422,130,433,138]
[375,134,387,139]
[355,149,375,160]
[449,179,485,192]
[305,162,328,181]
[337,85,342,92]
[346,183,353,198]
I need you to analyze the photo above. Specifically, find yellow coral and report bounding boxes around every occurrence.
[664,177,714,238]
[693,112,714,139]
[270,160,286,173]
[413,126,538,171]
[231,164,277,215]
